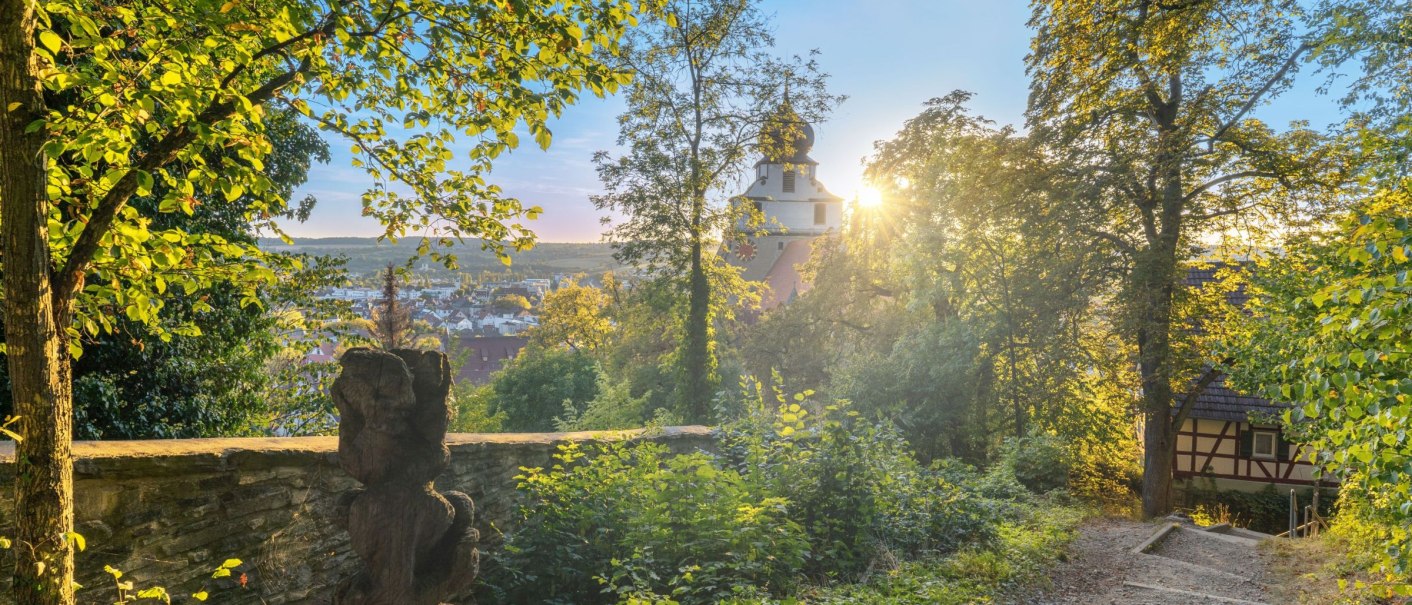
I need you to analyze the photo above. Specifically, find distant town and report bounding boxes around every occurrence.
[301,272,609,385]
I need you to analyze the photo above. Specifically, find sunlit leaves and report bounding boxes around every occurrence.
[1225,196,1412,576]
[25,0,660,357]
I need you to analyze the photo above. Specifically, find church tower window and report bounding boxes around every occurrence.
[814,203,826,225]
[783,170,796,193]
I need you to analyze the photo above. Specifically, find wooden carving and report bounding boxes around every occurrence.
[331,348,479,604]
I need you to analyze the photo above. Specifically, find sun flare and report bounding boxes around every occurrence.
[856,186,883,209]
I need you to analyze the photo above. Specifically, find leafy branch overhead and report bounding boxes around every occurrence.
[30,0,658,350]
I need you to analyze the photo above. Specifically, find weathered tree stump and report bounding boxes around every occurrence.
[331,348,479,604]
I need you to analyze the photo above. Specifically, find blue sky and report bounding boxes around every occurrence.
[285,1,1347,242]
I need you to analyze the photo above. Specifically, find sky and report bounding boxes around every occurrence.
[284,1,1349,242]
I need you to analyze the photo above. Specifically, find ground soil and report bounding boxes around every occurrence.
[1017,518,1273,604]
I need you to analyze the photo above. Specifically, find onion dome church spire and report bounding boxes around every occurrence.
[757,93,816,165]
[723,93,843,310]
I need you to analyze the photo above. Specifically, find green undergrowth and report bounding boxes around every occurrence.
[475,384,1093,605]
[751,503,1088,605]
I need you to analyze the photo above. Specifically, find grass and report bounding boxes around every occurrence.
[1262,529,1405,605]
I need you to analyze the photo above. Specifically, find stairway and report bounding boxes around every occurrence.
[1113,521,1273,604]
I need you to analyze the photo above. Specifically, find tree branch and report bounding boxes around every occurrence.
[53,59,313,313]
[1173,358,1233,429]
[1208,42,1311,143]
[1183,170,1276,202]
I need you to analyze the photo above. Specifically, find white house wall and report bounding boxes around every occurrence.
[1174,418,1329,490]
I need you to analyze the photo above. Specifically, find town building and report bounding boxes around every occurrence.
[722,98,843,309]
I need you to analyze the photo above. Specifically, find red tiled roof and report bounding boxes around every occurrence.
[761,239,813,309]
[453,335,528,385]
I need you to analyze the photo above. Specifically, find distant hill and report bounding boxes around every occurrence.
[259,237,624,277]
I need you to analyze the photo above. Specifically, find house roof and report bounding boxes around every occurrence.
[1179,374,1287,422]
[453,335,528,385]
[1182,262,1251,308]
[1177,262,1281,422]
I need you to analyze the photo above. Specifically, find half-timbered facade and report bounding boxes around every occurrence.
[1173,376,1328,491]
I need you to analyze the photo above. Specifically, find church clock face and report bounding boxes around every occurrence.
[736,242,756,261]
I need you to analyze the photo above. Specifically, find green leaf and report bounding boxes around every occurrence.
[135,170,154,197]
[38,30,62,54]
[64,531,85,552]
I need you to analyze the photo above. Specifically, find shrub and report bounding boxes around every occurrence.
[718,384,1000,580]
[996,433,1072,494]
[488,441,807,605]
[554,373,678,431]
[1177,480,1336,535]
[727,504,1087,605]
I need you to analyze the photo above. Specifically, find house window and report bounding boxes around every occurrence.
[783,170,796,192]
[1251,431,1277,459]
[814,203,826,225]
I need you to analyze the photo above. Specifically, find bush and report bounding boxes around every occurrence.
[717,384,1000,580]
[487,348,601,432]
[1177,481,1336,535]
[727,504,1087,605]
[996,433,1072,494]
[554,373,678,431]
[485,381,1048,604]
[487,441,807,605]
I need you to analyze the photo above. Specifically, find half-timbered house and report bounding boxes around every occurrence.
[1173,377,1328,490]
[1172,264,1334,492]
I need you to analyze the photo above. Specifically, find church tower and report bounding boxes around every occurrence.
[724,98,843,308]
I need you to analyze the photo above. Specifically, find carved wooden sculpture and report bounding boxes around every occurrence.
[331,348,479,604]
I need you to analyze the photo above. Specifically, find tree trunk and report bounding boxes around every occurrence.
[1135,241,1178,519]
[680,238,713,422]
[0,2,77,602]
[1136,136,1185,518]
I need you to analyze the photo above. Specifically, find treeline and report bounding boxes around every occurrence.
[262,238,624,277]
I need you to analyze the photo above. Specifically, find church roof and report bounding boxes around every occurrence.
[761,239,814,309]
[758,97,815,165]
[728,237,816,310]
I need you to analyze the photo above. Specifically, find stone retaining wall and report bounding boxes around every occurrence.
[0,427,714,604]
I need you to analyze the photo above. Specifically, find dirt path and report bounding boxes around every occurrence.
[1017,518,1274,605]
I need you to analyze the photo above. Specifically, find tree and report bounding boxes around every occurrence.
[486,348,601,432]
[0,0,653,600]
[1310,1,1412,178]
[491,293,533,314]
[592,0,836,422]
[861,92,1111,446]
[1224,199,1412,578]
[528,276,612,353]
[0,109,342,439]
[1026,0,1349,518]
[371,263,412,350]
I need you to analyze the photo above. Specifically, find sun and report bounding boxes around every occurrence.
[856,185,883,209]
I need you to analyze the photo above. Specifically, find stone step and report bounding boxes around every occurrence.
[1122,582,1270,605]
[1129,552,1272,601]
[1150,527,1265,572]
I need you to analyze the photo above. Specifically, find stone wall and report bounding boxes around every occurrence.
[0,427,714,605]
